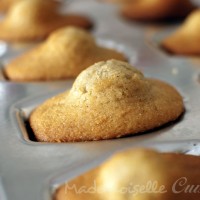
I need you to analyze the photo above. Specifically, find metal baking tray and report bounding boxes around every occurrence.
[0,0,200,199]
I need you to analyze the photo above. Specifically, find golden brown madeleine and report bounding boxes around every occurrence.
[55,148,200,200]
[162,10,200,55]
[122,0,195,21]
[30,60,184,142]
[0,0,92,42]
[4,27,126,81]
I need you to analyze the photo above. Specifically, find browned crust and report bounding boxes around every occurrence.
[161,32,200,55]
[161,25,200,55]
[29,78,184,142]
[121,0,195,21]
[161,9,200,55]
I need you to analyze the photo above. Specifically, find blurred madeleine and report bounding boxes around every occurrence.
[121,0,196,21]
[162,9,200,55]
[5,27,126,81]
[55,148,200,200]
[0,0,92,42]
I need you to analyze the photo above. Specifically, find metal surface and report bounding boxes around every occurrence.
[0,0,200,199]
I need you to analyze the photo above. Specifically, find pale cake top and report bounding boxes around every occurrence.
[69,60,150,103]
